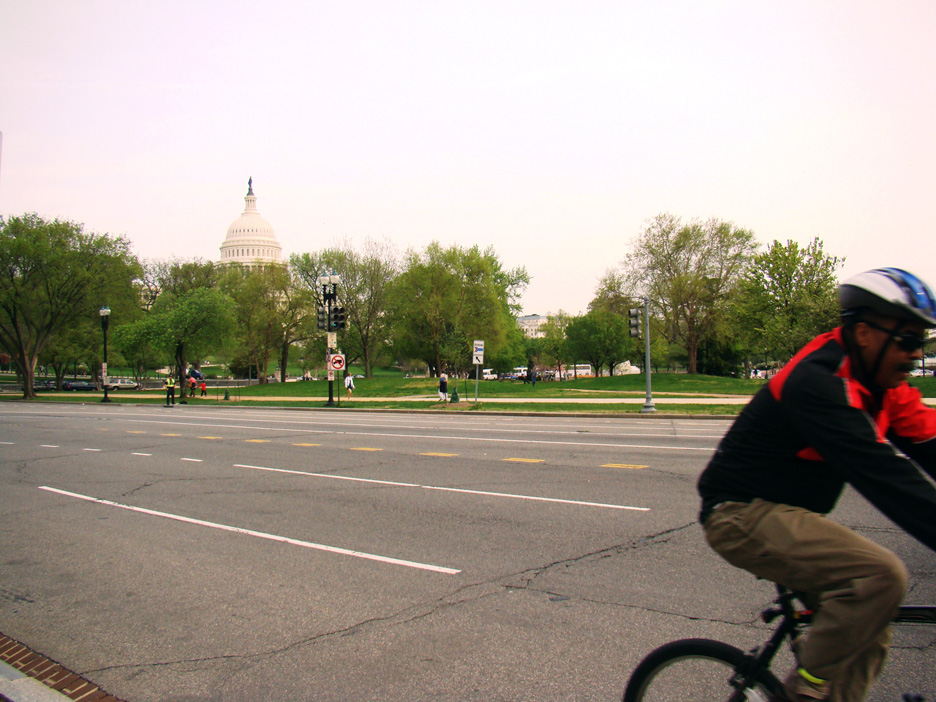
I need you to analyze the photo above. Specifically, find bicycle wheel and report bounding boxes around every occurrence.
[623,638,782,702]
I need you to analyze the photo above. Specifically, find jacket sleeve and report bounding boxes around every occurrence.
[885,384,936,476]
[784,370,936,552]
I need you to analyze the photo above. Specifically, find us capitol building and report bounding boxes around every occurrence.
[218,178,283,267]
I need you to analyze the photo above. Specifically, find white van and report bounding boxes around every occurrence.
[482,368,497,380]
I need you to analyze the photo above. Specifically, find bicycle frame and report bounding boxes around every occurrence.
[729,584,936,700]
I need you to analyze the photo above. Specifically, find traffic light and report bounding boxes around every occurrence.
[317,306,327,330]
[628,307,642,338]
[331,307,346,330]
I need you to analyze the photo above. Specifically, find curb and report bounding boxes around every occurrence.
[0,635,123,702]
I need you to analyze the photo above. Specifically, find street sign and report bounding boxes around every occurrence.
[328,354,346,372]
[327,370,335,381]
[473,340,484,365]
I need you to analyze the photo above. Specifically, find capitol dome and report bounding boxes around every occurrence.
[219,178,283,266]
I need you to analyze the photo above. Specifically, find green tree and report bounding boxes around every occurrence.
[564,309,631,377]
[540,311,573,379]
[292,238,399,378]
[114,287,236,393]
[731,238,843,361]
[389,242,528,375]
[620,213,758,373]
[220,265,286,383]
[0,214,140,398]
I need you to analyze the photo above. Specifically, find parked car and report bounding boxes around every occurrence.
[103,378,139,390]
[63,380,97,391]
[34,380,59,391]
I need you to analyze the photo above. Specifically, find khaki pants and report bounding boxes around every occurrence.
[704,499,907,702]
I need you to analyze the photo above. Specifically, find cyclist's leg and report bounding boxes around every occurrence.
[825,626,890,702]
[704,499,906,700]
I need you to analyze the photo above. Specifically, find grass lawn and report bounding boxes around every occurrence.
[225,373,767,398]
[6,373,934,415]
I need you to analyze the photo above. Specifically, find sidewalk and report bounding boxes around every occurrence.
[0,635,123,702]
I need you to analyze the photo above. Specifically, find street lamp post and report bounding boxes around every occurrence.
[99,306,112,403]
[318,272,341,407]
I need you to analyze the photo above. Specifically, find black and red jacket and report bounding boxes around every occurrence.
[698,327,936,551]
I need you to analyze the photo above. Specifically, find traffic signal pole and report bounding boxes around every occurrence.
[641,296,655,413]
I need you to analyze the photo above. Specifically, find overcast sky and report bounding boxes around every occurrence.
[2,1,935,316]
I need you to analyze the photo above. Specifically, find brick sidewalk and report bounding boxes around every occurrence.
[0,634,124,702]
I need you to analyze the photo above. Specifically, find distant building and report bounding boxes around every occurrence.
[219,178,282,267]
[518,314,548,338]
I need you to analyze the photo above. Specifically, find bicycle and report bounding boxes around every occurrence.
[622,583,936,702]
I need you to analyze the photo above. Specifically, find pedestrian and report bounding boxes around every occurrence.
[189,375,197,393]
[438,373,448,402]
[344,373,354,400]
[164,375,176,406]
[200,380,207,397]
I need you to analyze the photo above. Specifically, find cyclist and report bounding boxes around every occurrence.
[698,268,936,702]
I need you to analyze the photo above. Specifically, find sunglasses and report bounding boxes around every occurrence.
[863,321,929,352]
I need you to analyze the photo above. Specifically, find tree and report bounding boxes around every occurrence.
[589,270,633,316]
[620,213,758,373]
[114,287,236,392]
[540,311,573,379]
[0,214,140,399]
[564,309,631,377]
[292,238,399,378]
[389,242,528,375]
[731,238,843,361]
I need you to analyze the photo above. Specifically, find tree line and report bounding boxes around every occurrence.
[0,212,843,399]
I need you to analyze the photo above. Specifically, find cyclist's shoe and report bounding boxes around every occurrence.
[769,668,829,701]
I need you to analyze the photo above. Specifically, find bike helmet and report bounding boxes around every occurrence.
[839,268,936,328]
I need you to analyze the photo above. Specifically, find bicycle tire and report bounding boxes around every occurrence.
[623,638,783,702]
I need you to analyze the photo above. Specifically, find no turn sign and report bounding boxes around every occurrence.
[328,354,346,372]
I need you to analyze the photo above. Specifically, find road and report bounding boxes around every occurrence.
[1,404,934,701]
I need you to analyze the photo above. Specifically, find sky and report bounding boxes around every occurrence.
[2,1,936,317]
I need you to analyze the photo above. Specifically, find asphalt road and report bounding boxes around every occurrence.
[1,403,934,701]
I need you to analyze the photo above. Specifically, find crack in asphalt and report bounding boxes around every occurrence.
[78,521,708,676]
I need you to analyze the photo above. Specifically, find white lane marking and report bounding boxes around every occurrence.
[234,463,649,512]
[38,486,460,575]
[132,452,152,456]
[180,457,203,462]
[0,441,14,445]
[83,448,102,452]
[40,445,59,448]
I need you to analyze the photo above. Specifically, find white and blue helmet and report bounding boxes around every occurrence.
[839,268,936,328]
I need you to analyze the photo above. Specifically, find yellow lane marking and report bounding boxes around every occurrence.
[245,439,270,443]
[602,463,648,470]
[126,431,146,434]
[160,433,181,437]
[503,457,545,463]
[198,436,223,440]
[351,447,382,452]
[421,452,458,457]
[293,443,321,447]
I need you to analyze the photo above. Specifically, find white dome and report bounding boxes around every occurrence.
[219,178,283,265]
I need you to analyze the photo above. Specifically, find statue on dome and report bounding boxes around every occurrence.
[247,177,253,195]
